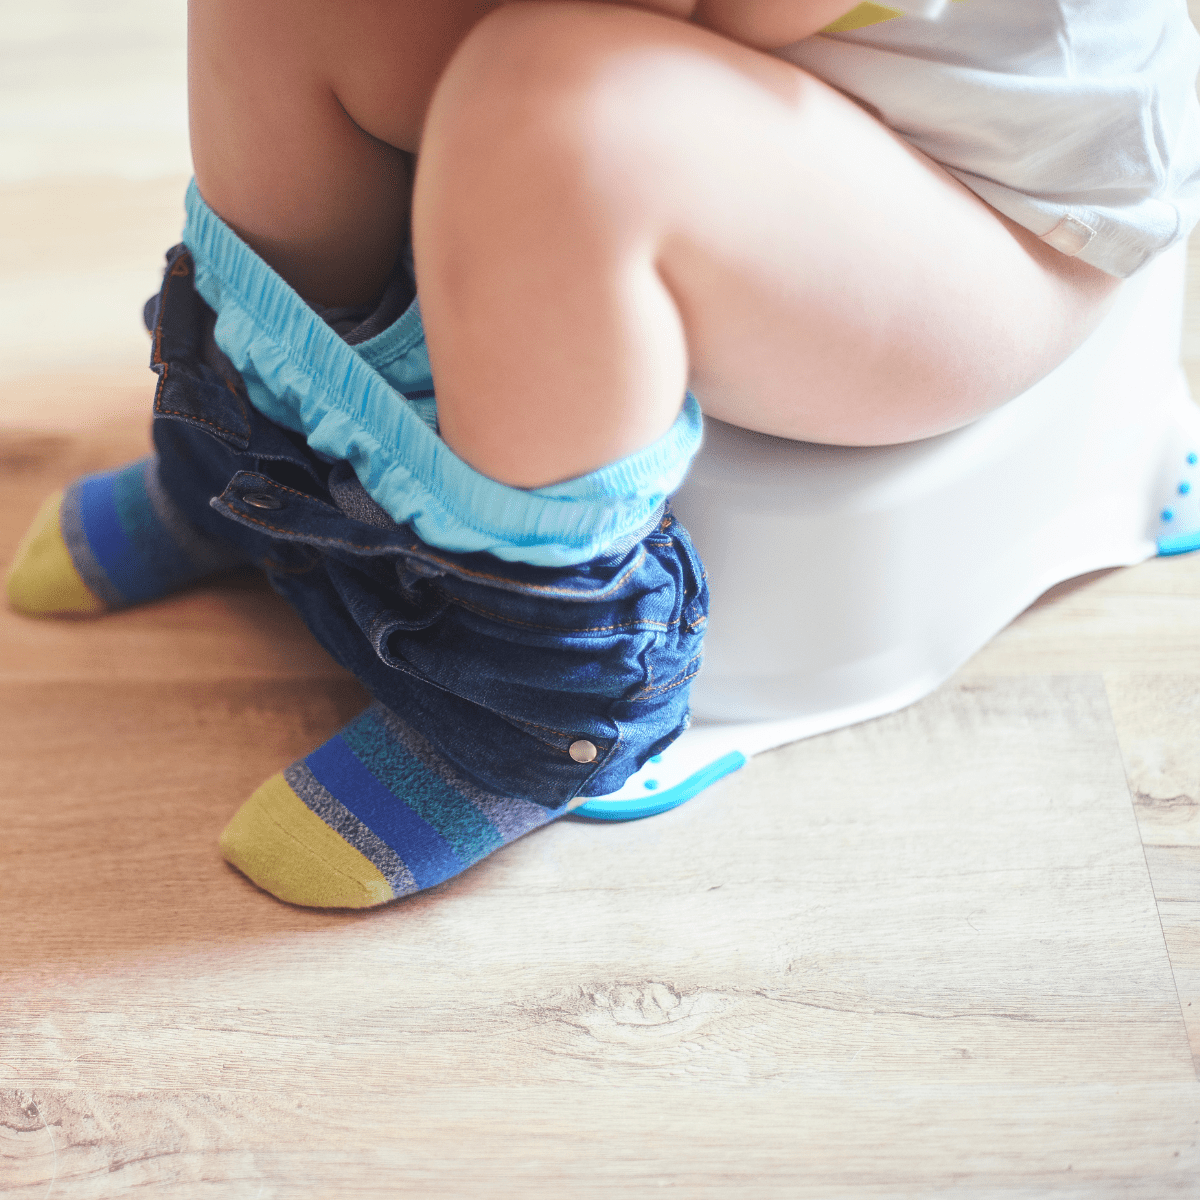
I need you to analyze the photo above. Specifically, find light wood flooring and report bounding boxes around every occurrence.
[4,69,1200,1200]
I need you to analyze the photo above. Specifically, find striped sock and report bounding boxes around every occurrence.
[220,702,566,908]
[5,457,244,615]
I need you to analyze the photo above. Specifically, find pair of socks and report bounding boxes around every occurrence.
[5,482,575,906]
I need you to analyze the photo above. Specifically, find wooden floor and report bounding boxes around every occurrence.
[3,11,1200,1194]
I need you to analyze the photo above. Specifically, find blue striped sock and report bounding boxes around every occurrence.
[59,457,245,608]
[220,702,565,907]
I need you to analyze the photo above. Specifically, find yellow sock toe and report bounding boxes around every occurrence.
[220,772,394,909]
[5,491,105,616]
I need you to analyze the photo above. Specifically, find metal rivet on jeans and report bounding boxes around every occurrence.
[242,490,284,510]
[569,739,598,764]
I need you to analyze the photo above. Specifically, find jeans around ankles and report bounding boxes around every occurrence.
[146,245,708,807]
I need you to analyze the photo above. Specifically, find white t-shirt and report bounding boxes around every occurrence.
[777,0,1200,276]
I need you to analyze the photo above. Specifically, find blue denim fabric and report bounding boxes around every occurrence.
[147,245,708,806]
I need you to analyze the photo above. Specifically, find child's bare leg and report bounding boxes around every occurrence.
[187,0,494,306]
[190,0,1119,489]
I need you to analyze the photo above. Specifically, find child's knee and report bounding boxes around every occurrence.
[424,3,709,208]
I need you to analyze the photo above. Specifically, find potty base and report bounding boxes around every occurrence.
[574,243,1200,821]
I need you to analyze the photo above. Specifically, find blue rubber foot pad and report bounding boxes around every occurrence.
[1158,529,1200,556]
[571,750,747,821]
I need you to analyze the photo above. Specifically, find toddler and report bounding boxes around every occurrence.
[7,0,1199,906]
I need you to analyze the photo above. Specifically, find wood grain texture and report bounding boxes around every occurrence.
[1106,675,1200,1073]
[2,632,1197,1193]
[3,1084,1200,1199]
[959,565,1200,677]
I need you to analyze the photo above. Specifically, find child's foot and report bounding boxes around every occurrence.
[5,457,245,615]
[220,702,566,908]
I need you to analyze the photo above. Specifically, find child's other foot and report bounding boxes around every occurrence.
[220,702,565,908]
[5,457,244,615]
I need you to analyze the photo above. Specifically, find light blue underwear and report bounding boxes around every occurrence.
[182,179,702,567]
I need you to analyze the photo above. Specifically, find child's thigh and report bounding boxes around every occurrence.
[658,64,1122,445]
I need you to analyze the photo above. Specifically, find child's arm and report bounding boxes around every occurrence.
[691,0,867,49]
[532,1,867,51]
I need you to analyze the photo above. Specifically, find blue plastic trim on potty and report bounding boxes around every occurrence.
[1158,529,1200,556]
[572,751,748,821]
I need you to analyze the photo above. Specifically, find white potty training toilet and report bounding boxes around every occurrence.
[574,242,1200,819]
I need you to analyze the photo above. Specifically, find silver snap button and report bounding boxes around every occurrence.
[242,490,283,510]
[569,739,598,764]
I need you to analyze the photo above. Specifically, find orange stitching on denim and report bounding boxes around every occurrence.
[633,650,702,698]
[505,713,584,741]
[637,662,703,697]
[236,476,324,502]
[153,251,192,364]
[151,279,168,369]
[155,402,248,444]
[150,250,252,440]
[232,391,251,432]
[446,592,676,634]
[417,544,647,599]
[221,507,381,550]
[153,365,169,409]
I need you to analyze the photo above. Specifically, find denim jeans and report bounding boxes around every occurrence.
[146,245,708,807]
